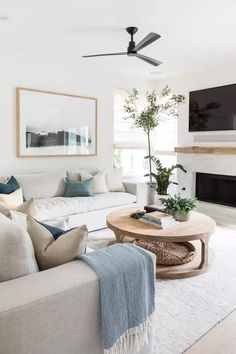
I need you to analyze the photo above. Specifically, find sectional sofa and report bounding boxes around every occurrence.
[0,169,155,354]
[0,253,156,354]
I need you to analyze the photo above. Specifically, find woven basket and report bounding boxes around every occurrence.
[132,239,196,266]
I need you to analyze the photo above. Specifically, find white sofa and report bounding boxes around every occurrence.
[5,169,142,231]
[36,188,137,231]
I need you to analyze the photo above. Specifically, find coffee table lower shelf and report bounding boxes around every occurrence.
[156,242,214,279]
[108,237,214,279]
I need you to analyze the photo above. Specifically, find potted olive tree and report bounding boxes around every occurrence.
[144,155,186,205]
[160,194,198,221]
[124,86,185,204]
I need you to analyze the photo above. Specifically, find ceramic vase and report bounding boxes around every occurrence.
[174,211,190,222]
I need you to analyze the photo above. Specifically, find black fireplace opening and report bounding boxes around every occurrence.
[196,172,236,208]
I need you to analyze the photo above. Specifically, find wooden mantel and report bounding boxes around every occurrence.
[174,146,236,154]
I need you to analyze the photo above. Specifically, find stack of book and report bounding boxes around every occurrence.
[139,211,177,229]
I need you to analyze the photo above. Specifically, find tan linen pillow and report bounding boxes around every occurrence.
[0,197,39,218]
[0,213,38,282]
[27,216,88,270]
[80,170,108,194]
[0,188,23,209]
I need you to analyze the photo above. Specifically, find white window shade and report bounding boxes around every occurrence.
[152,117,177,153]
[113,89,147,149]
[113,88,178,177]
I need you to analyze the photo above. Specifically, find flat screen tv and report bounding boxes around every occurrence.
[189,83,236,131]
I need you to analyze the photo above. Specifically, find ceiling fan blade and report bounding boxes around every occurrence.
[82,52,127,58]
[135,53,162,66]
[133,32,161,52]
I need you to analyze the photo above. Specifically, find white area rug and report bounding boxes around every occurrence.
[88,226,236,354]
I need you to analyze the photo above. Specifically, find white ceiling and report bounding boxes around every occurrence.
[0,0,236,79]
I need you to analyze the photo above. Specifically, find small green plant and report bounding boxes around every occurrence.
[144,155,186,195]
[160,194,197,214]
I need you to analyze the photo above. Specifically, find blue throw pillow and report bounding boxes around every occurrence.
[38,221,66,240]
[64,177,93,197]
[0,176,24,197]
[0,181,14,194]
[38,221,82,244]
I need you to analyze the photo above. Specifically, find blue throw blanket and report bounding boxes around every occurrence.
[80,243,155,354]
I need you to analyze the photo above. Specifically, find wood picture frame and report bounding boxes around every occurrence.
[16,87,97,157]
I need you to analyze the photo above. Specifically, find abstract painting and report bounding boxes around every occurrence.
[16,88,97,156]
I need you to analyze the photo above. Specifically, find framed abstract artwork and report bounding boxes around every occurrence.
[16,88,97,156]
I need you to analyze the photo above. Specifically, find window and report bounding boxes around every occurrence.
[113,88,177,177]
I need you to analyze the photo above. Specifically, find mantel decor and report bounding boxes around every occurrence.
[16,88,97,157]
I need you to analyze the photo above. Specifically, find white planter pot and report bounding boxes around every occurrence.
[174,211,190,222]
[146,181,157,205]
[154,194,169,207]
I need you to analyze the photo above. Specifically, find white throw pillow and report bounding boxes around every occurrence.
[0,213,38,282]
[105,167,125,192]
[80,170,108,194]
[0,197,39,218]
[0,188,23,209]
[27,216,88,270]
[13,170,66,200]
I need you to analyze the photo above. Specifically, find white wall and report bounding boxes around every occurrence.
[0,48,153,175]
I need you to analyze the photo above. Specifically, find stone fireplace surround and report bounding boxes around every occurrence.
[176,150,236,225]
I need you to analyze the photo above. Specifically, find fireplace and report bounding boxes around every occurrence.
[196,172,236,208]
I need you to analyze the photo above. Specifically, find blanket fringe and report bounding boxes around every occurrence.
[104,312,155,354]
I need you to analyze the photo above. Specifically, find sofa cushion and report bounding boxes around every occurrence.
[80,170,108,194]
[64,178,93,197]
[27,216,88,270]
[35,192,136,221]
[0,188,24,209]
[66,168,99,181]
[0,213,38,282]
[0,197,39,218]
[105,168,125,192]
[13,170,66,200]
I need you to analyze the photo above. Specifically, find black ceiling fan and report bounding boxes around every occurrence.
[82,27,162,66]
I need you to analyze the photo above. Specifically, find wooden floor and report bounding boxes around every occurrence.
[185,309,236,354]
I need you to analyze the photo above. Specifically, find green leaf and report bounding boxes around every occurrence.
[160,194,198,213]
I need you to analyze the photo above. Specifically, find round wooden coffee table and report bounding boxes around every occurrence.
[106,207,216,279]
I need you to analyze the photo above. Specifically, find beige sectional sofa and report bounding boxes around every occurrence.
[0,169,156,354]
[0,256,155,354]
